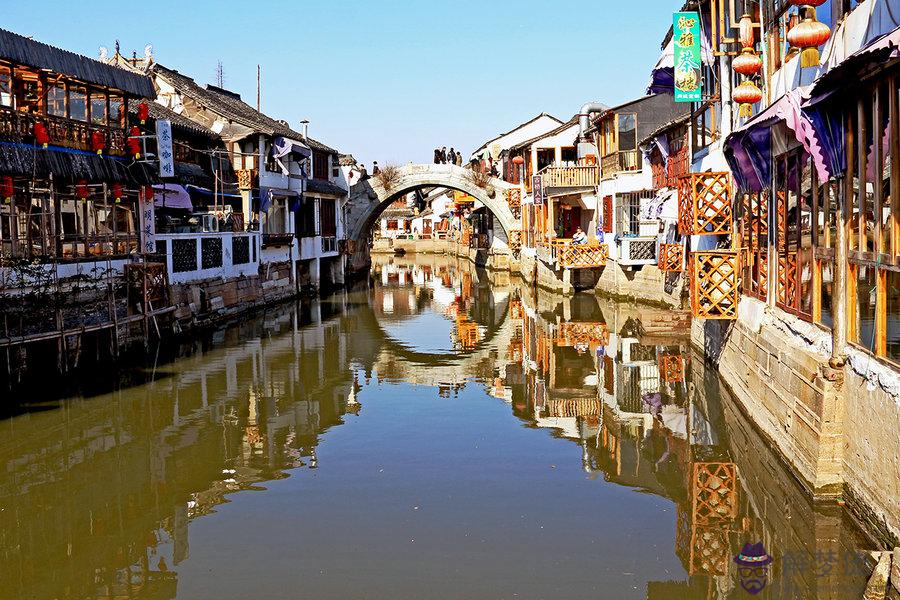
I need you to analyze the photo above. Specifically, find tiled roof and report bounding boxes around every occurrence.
[129,101,218,138]
[0,28,155,98]
[509,115,581,153]
[152,64,338,154]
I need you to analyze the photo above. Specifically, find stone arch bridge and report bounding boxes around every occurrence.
[345,163,517,249]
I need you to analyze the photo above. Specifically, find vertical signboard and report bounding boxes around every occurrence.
[673,12,702,103]
[139,187,156,253]
[156,119,175,178]
[532,175,544,206]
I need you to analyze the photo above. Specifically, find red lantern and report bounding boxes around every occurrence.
[733,80,763,118]
[91,130,106,155]
[127,126,142,159]
[738,13,755,49]
[733,48,763,76]
[75,180,90,202]
[138,101,149,124]
[33,122,50,148]
[143,185,155,202]
[512,156,525,165]
[1,176,13,204]
[112,182,124,204]
[787,11,831,68]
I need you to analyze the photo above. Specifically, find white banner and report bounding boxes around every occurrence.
[139,190,156,253]
[156,119,175,178]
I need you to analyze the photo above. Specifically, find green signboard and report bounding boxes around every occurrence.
[673,12,702,103]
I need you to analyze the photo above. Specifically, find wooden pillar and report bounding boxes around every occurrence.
[833,112,854,359]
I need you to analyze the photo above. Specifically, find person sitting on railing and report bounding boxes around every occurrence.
[572,227,588,245]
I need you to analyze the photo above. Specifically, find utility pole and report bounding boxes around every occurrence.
[257,64,261,112]
[215,60,225,87]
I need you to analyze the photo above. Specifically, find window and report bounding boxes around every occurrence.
[692,101,719,153]
[264,197,288,235]
[47,84,66,117]
[0,66,11,107]
[600,118,616,156]
[109,95,124,127]
[69,86,87,122]
[774,146,814,320]
[90,90,106,125]
[313,150,329,180]
[617,114,636,152]
[320,198,337,237]
[295,197,318,237]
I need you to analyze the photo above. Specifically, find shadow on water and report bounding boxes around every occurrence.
[0,253,874,599]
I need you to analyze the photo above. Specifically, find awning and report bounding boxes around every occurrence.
[256,186,301,212]
[810,26,900,97]
[647,31,714,95]
[152,183,193,210]
[724,87,821,191]
[272,137,311,160]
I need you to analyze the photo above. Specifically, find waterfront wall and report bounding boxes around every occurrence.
[169,260,296,326]
[692,296,900,545]
[593,257,685,308]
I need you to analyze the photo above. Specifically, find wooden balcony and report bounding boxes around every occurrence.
[691,250,740,320]
[539,165,600,188]
[507,229,522,251]
[678,172,732,236]
[506,188,522,211]
[658,243,685,272]
[0,106,128,156]
[541,239,609,268]
[601,150,641,178]
[237,168,259,190]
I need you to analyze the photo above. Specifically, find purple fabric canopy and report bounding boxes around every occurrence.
[152,183,193,210]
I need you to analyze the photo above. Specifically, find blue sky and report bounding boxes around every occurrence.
[5,1,680,166]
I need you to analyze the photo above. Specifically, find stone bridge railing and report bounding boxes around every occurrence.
[344,164,516,246]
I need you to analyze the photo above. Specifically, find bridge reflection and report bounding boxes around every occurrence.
[0,253,870,599]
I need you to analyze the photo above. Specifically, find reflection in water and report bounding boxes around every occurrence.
[0,254,871,599]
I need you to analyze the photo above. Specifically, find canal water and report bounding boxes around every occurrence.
[0,254,874,599]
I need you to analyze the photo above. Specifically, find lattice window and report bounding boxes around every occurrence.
[172,238,197,273]
[232,236,250,265]
[659,243,685,272]
[556,242,608,268]
[201,237,223,270]
[691,251,740,319]
[678,172,732,236]
[658,353,685,383]
[777,254,799,308]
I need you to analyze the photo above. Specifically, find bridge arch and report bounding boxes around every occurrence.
[345,163,516,246]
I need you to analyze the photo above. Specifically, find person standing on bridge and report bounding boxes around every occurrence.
[448,148,457,166]
[434,148,441,164]
[359,163,369,180]
[440,146,447,164]
[455,152,463,166]
[372,161,381,176]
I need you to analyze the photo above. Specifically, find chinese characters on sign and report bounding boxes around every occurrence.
[156,119,175,178]
[532,175,544,206]
[673,12,702,103]
[139,188,156,254]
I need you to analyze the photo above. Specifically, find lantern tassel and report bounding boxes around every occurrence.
[800,47,820,68]
[739,103,753,118]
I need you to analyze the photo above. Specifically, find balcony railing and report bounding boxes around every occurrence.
[237,168,259,190]
[541,239,609,268]
[0,106,127,156]
[538,164,600,188]
[601,150,641,177]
